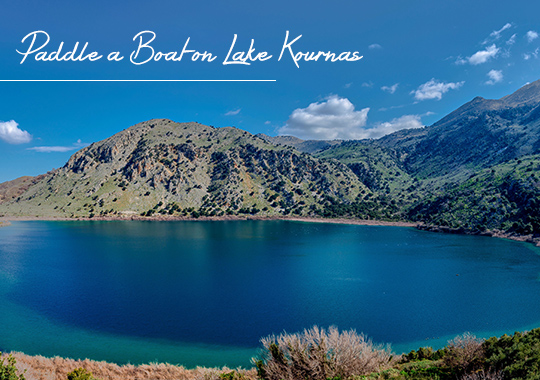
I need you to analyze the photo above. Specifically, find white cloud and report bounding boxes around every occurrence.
[411,79,464,101]
[367,115,424,139]
[361,81,374,88]
[344,82,352,88]
[526,30,539,43]
[523,48,539,60]
[378,104,405,112]
[489,23,512,41]
[0,120,32,144]
[485,69,503,85]
[279,96,426,140]
[264,121,271,125]
[279,96,370,140]
[28,139,88,153]
[506,33,516,45]
[455,56,467,65]
[381,83,399,94]
[368,44,382,49]
[225,108,241,116]
[468,44,500,65]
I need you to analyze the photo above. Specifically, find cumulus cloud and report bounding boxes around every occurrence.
[367,114,424,139]
[485,69,503,85]
[368,44,382,49]
[411,79,464,101]
[456,45,499,65]
[526,30,539,43]
[468,44,500,65]
[278,96,370,140]
[381,83,399,94]
[225,108,241,116]
[28,139,88,153]
[0,120,32,144]
[278,96,426,140]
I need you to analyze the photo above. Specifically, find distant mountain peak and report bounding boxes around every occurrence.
[500,79,540,107]
[385,78,540,178]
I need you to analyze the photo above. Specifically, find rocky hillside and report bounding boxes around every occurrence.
[256,134,343,154]
[0,120,401,219]
[0,175,46,204]
[408,155,540,234]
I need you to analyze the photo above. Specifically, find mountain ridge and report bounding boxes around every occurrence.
[0,119,401,220]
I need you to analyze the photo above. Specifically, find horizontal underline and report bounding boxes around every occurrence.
[0,79,277,82]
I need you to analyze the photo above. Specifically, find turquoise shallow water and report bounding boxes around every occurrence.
[1,220,540,367]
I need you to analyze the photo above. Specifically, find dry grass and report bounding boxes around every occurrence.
[4,352,257,380]
[257,325,395,380]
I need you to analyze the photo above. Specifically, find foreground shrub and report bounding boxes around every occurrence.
[443,333,485,376]
[254,326,394,380]
[0,353,25,380]
[397,360,448,379]
[483,329,540,379]
[67,368,98,380]
[401,346,445,363]
[219,371,248,380]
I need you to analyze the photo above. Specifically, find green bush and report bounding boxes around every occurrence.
[0,354,25,380]
[483,329,540,379]
[66,368,97,380]
[218,371,246,380]
[401,347,445,363]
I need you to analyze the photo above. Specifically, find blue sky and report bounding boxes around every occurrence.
[2,0,540,182]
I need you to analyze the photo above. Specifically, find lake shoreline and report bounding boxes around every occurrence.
[417,224,540,247]
[0,214,418,227]
[1,214,539,247]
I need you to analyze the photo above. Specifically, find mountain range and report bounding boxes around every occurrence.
[1,80,540,238]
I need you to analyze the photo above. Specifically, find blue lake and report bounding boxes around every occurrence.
[1,220,540,368]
